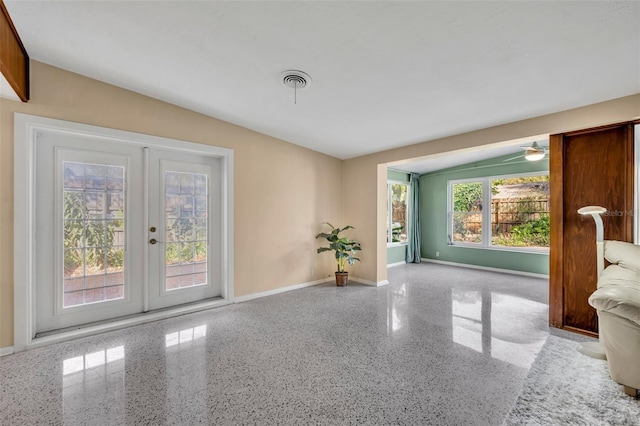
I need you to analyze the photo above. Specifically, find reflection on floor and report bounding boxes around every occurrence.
[451,289,548,369]
[1,263,552,425]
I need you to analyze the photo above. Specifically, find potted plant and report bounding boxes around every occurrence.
[315,222,362,286]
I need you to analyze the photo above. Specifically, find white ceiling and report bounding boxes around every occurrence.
[5,1,640,161]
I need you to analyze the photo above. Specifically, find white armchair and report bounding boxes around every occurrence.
[588,240,640,398]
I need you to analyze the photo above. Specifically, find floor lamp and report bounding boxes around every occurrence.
[577,205,607,360]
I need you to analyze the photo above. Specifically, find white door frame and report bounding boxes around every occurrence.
[635,123,639,245]
[14,113,234,351]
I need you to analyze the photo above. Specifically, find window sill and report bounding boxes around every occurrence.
[387,242,408,248]
[448,243,549,255]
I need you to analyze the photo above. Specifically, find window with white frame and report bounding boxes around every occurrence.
[450,180,483,244]
[448,173,550,251]
[387,181,410,244]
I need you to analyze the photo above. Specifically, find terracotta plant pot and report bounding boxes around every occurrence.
[335,271,348,287]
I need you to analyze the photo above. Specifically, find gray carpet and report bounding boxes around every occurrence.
[503,335,640,425]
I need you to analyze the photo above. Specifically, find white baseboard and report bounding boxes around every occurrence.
[387,261,406,268]
[234,277,332,303]
[421,258,549,279]
[0,346,14,357]
[350,277,390,287]
[235,276,389,302]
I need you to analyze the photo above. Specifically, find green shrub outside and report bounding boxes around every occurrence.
[492,216,550,247]
[63,192,124,273]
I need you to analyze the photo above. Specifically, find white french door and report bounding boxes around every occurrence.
[34,132,222,334]
[147,149,222,311]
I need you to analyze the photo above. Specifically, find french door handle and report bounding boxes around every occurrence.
[149,238,163,245]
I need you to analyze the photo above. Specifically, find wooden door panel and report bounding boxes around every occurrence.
[550,123,634,335]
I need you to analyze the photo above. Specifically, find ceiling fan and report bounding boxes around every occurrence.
[504,141,547,162]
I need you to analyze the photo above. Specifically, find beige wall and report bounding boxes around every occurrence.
[0,61,344,348]
[343,94,640,284]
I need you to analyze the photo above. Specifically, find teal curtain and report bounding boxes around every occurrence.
[406,173,421,263]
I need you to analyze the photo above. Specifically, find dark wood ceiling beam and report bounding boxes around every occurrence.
[1,0,29,102]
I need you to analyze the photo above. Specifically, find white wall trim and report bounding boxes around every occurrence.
[387,261,406,268]
[351,277,390,287]
[421,258,549,279]
[13,113,235,352]
[234,278,332,303]
[0,346,15,357]
[14,113,35,352]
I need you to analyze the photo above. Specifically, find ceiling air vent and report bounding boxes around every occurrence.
[280,70,312,104]
[281,70,312,89]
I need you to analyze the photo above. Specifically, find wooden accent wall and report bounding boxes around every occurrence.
[0,0,29,101]
[549,123,635,335]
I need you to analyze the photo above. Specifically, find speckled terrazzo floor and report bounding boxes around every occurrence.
[0,263,553,425]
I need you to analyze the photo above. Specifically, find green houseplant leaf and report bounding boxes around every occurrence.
[315,222,362,272]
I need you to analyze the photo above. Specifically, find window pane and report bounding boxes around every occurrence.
[452,212,483,243]
[164,171,207,290]
[64,162,84,189]
[62,161,126,308]
[491,176,550,248]
[452,182,483,244]
[388,183,409,243]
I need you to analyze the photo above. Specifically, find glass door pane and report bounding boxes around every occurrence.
[164,171,208,291]
[63,162,126,307]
